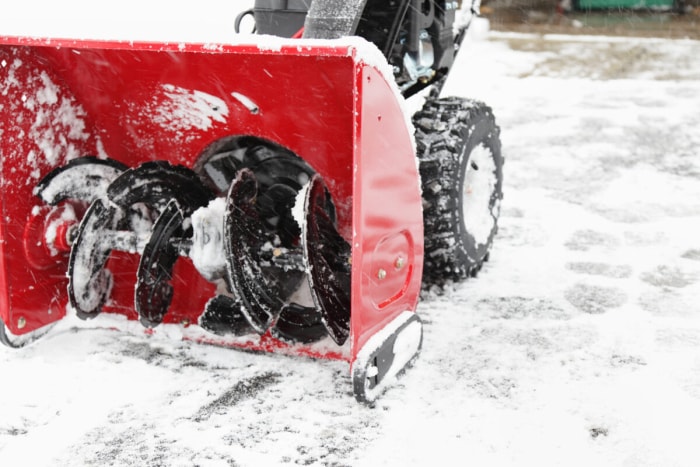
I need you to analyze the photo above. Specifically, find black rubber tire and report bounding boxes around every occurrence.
[415,96,504,287]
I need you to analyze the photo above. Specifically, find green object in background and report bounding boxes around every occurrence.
[576,0,674,8]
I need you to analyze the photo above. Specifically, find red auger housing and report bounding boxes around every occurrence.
[0,0,503,402]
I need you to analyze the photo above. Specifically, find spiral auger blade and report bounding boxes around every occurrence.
[68,199,121,319]
[223,169,283,334]
[301,175,351,346]
[66,161,215,323]
[33,157,127,319]
[119,163,214,327]
[107,161,214,214]
[222,169,352,345]
[35,156,128,206]
[135,199,185,328]
[223,167,338,344]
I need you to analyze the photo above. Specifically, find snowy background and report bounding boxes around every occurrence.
[2,2,700,466]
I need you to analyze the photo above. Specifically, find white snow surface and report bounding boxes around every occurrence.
[153,85,229,132]
[189,197,227,281]
[2,60,90,176]
[3,3,700,466]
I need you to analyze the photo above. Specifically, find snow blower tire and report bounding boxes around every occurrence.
[415,97,504,287]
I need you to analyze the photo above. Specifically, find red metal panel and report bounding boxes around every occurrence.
[1,37,422,363]
[32,40,357,231]
[0,47,100,334]
[1,39,358,339]
[349,66,424,362]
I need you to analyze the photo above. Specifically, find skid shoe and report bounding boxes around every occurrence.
[352,312,423,404]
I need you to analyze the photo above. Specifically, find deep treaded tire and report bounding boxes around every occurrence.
[414,97,504,287]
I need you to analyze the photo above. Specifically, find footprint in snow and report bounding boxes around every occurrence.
[564,229,620,252]
[681,249,700,261]
[639,289,700,317]
[640,265,697,289]
[610,354,646,369]
[655,328,700,348]
[566,262,632,279]
[680,359,700,400]
[475,296,573,320]
[623,229,667,246]
[564,283,627,314]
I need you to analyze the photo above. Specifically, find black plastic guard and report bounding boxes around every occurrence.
[272,303,327,344]
[303,175,351,345]
[199,294,255,337]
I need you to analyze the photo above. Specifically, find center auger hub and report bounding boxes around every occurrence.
[34,140,351,347]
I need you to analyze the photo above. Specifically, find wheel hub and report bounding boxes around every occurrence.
[462,143,498,249]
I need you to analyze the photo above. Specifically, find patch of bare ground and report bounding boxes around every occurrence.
[483,0,700,39]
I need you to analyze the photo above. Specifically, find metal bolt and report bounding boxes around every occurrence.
[17,316,26,329]
[377,268,387,280]
[395,256,406,270]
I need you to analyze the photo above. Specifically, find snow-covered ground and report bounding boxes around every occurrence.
[3,4,700,466]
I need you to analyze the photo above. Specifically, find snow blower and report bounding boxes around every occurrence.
[0,0,503,402]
